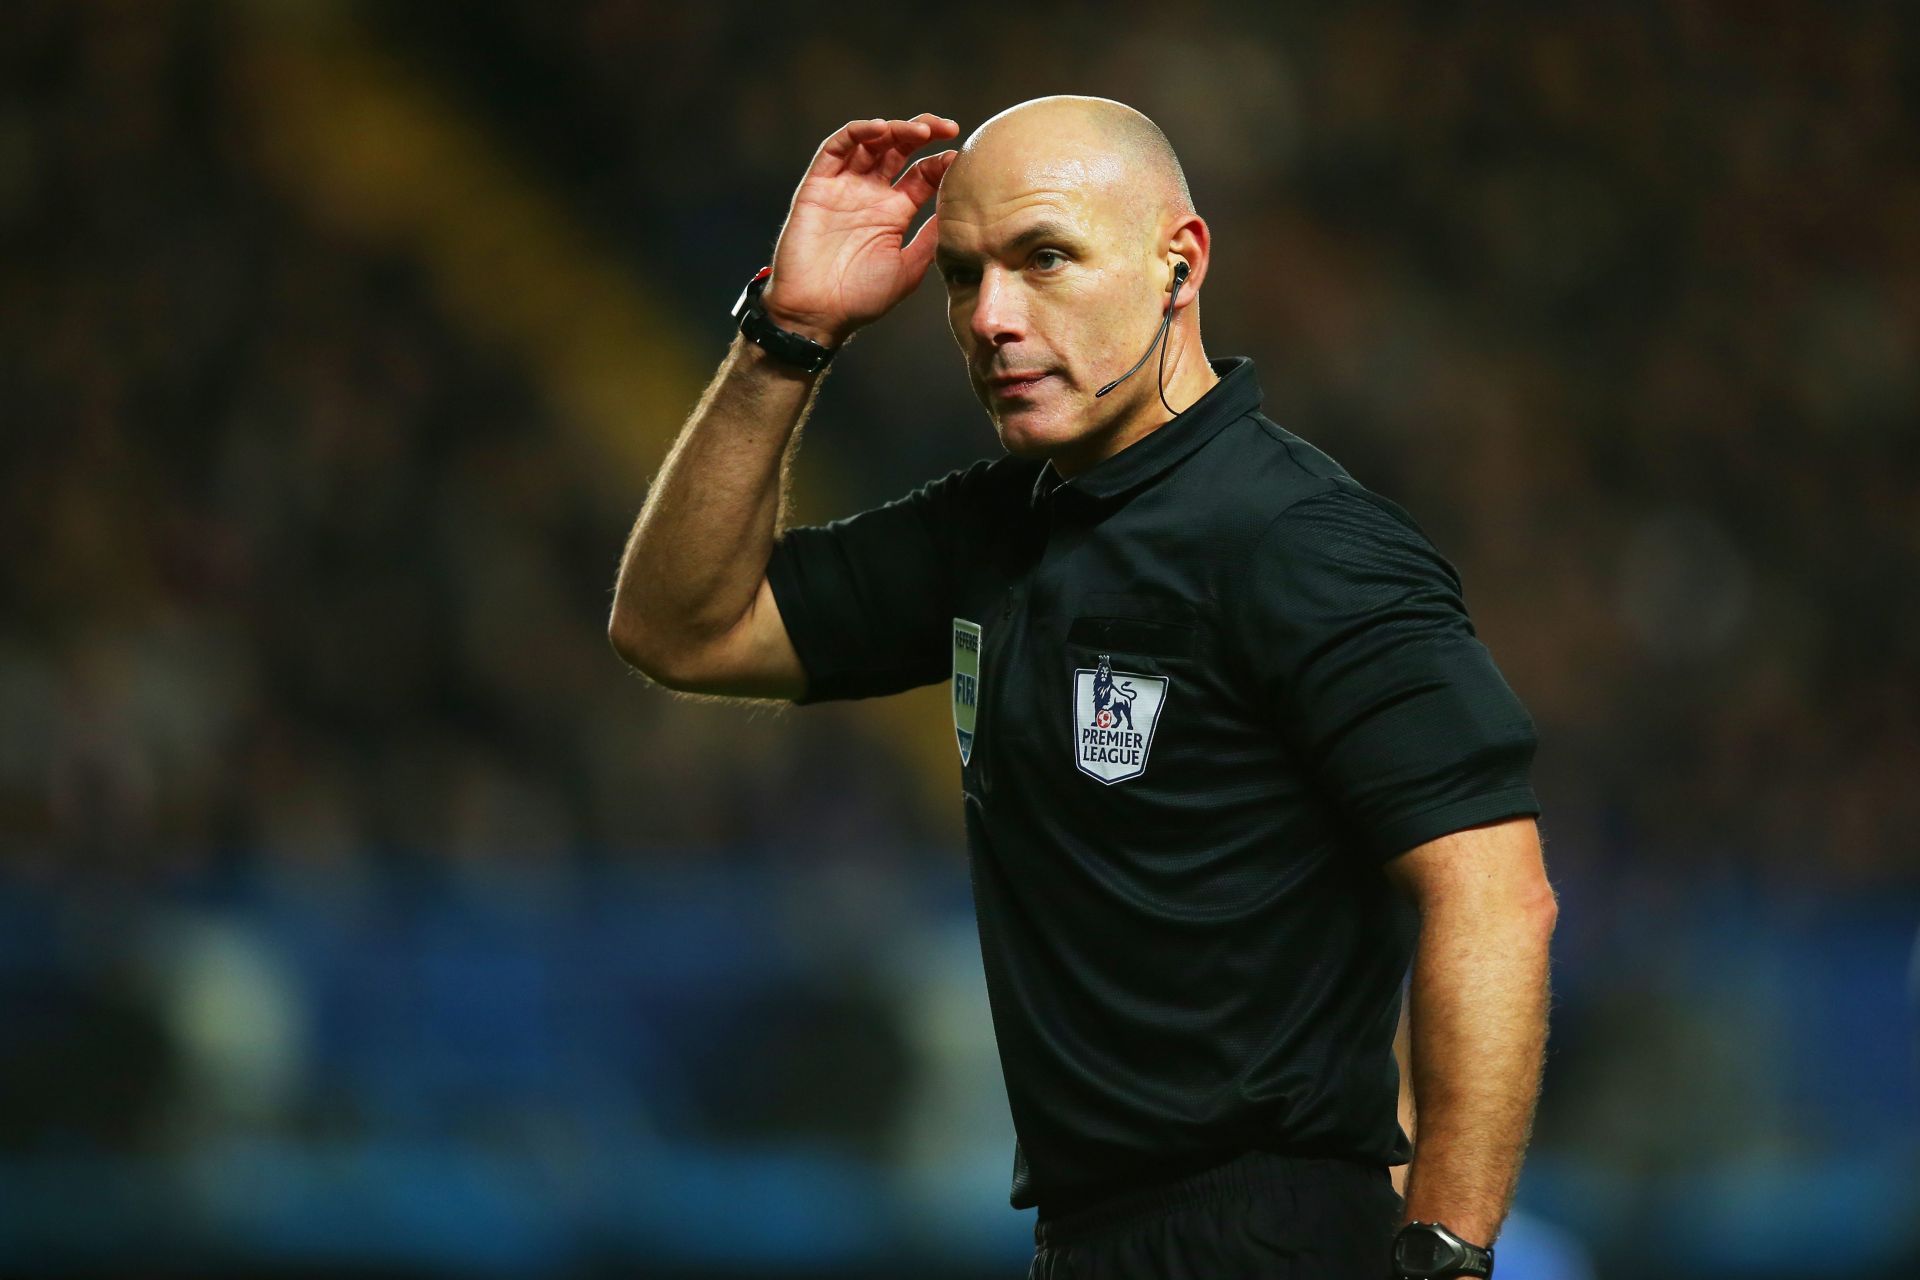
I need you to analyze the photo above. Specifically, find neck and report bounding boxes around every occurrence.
[1052,324,1218,478]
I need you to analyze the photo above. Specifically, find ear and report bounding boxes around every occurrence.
[1166,214,1210,310]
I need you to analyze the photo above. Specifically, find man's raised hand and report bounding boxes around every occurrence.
[760,114,961,348]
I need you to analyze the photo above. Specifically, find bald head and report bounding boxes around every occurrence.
[933,95,1215,471]
[943,95,1193,249]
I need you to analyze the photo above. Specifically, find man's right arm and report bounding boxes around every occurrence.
[606,332,822,701]
[606,113,959,700]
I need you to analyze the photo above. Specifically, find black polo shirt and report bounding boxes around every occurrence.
[765,356,1540,1213]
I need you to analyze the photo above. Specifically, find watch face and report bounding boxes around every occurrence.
[1396,1228,1459,1273]
[1398,1235,1445,1269]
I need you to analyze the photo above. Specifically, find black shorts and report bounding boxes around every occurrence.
[1027,1150,1404,1280]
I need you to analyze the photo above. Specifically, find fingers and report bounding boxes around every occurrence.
[816,114,959,179]
[848,115,946,177]
[894,149,958,208]
[907,112,961,138]
[814,118,884,175]
[845,118,900,175]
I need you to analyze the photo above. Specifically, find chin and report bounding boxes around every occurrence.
[994,406,1085,459]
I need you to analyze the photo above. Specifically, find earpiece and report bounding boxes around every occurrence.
[1173,259,1189,284]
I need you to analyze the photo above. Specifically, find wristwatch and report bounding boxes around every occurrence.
[1392,1221,1494,1279]
[731,266,839,374]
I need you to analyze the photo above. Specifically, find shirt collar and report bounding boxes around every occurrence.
[1029,356,1262,511]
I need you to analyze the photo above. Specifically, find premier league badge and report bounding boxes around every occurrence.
[952,618,981,765]
[1072,653,1168,784]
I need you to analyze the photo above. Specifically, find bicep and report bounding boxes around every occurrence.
[1382,815,1555,919]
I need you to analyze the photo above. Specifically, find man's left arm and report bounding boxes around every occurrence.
[1385,814,1557,1249]
[1233,487,1553,1247]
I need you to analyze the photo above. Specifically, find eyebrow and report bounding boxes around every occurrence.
[936,221,1084,272]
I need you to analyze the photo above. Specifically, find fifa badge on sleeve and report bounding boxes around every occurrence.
[952,617,982,766]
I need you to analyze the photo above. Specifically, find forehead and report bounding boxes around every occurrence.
[935,150,1131,262]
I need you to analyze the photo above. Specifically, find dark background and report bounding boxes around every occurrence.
[2,2,1915,1276]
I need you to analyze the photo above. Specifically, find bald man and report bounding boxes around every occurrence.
[610,98,1556,1280]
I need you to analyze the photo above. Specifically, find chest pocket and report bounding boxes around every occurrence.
[1065,614,1199,658]
[1064,591,1202,660]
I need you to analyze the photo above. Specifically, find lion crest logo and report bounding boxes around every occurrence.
[1072,653,1168,783]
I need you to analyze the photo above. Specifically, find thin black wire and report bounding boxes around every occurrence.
[1155,274,1183,417]
[1095,269,1190,415]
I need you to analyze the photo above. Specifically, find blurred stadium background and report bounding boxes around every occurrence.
[3,2,1917,1277]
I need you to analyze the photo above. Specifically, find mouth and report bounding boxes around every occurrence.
[988,372,1053,398]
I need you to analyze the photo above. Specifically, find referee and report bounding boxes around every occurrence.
[610,96,1557,1280]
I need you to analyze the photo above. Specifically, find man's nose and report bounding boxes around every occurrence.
[969,269,1026,349]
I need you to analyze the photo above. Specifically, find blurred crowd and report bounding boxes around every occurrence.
[1,3,1917,1271]
[2,1,951,887]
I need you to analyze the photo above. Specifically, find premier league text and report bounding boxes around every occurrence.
[1079,725,1146,767]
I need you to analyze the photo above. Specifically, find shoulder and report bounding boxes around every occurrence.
[1190,411,1438,555]
[1190,417,1466,626]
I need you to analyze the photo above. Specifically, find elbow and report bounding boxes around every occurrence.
[607,608,706,691]
[607,605,665,678]
[1525,878,1559,942]
[607,617,647,674]
[1521,884,1558,994]
[1452,875,1558,942]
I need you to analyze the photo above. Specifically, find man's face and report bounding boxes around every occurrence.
[934,155,1157,466]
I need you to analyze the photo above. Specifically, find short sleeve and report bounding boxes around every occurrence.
[765,461,987,705]
[1231,486,1541,860]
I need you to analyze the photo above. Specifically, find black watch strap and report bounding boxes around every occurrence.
[731,266,838,374]
[1392,1221,1494,1279]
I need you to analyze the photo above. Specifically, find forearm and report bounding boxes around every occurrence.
[1399,888,1555,1246]
[609,333,825,656]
